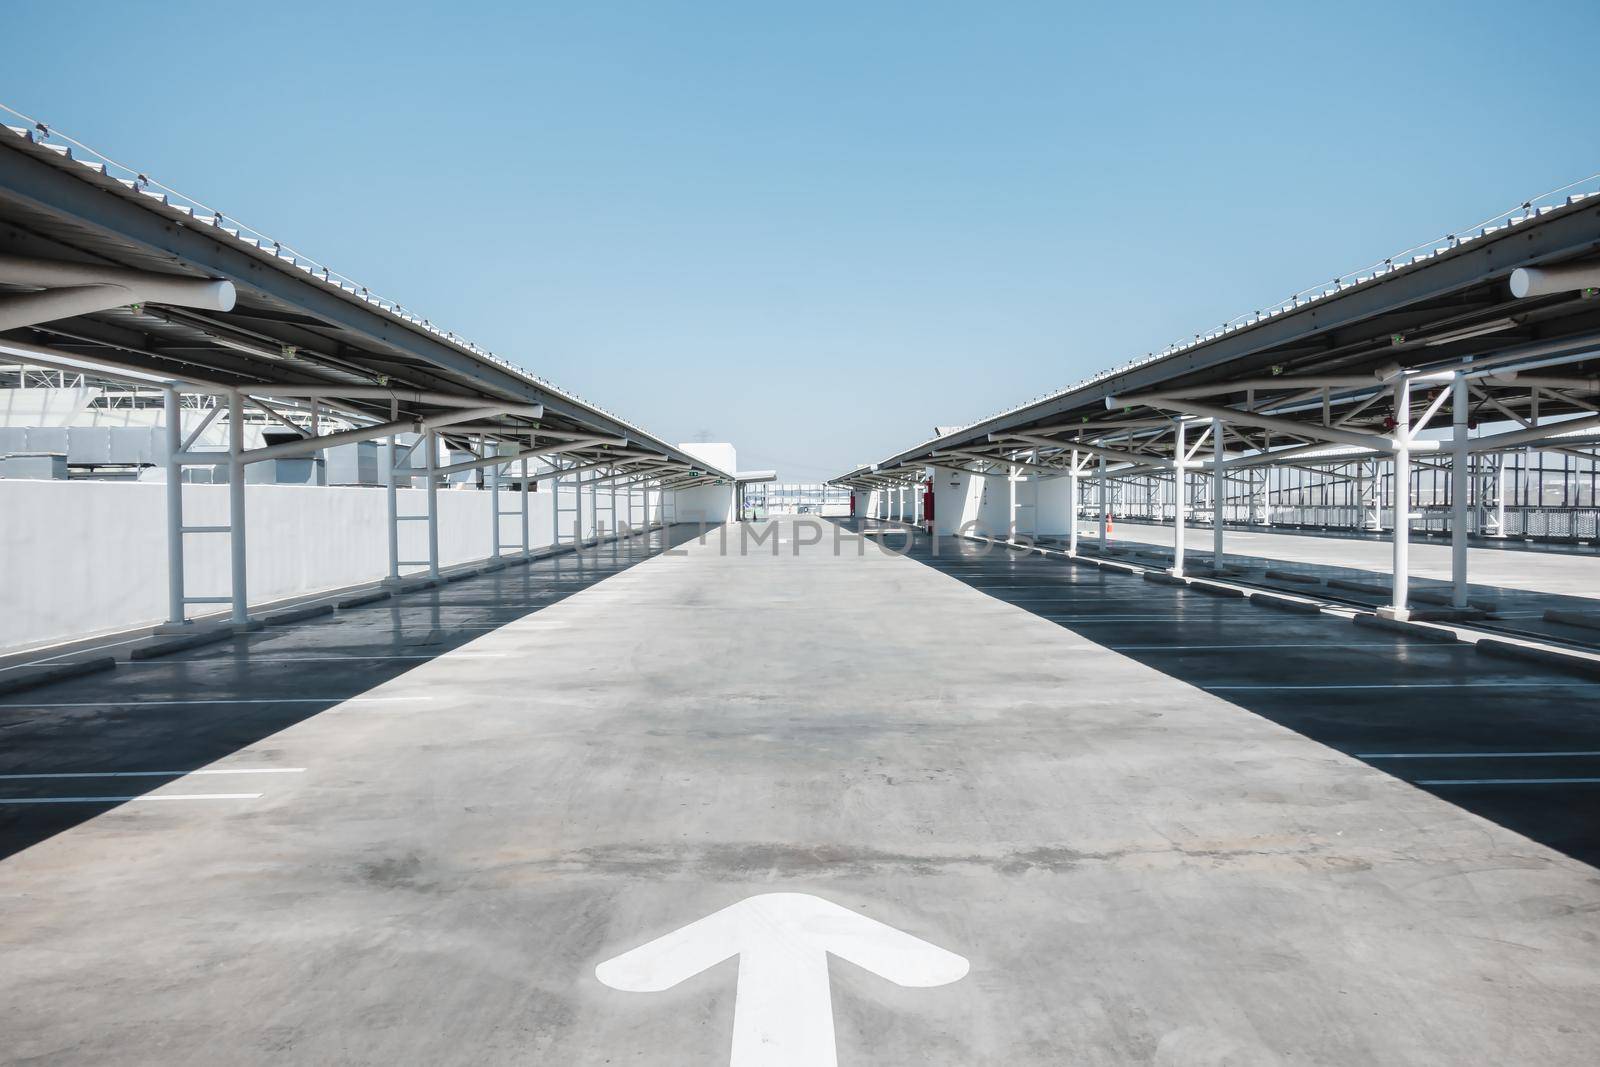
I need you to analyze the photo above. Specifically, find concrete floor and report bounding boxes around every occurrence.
[2,518,1599,1064]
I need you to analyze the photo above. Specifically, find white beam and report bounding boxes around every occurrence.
[1107,394,1421,453]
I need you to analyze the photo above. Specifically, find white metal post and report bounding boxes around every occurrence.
[1361,459,1381,531]
[1007,468,1017,540]
[310,399,324,486]
[1450,372,1470,608]
[163,387,186,624]
[580,469,592,544]
[1068,450,1080,555]
[1484,457,1497,543]
[1388,380,1412,619]
[490,441,502,560]
[1171,419,1186,577]
[1355,461,1365,532]
[385,435,401,581]
[1212,417,1225,568]
[520,457,531,559]
[551,463,563,546]
[227,390,250,627]
[1098,455,1108,548]
[425,428,441,578]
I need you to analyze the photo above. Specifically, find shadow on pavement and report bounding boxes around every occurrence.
[0,525,700,862]
[835,516,1600,869]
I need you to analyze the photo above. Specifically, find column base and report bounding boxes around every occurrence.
[1377,605,1411,622]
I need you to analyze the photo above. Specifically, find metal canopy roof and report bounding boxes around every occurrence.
[834,184,1600,487]
[0,122,731,485]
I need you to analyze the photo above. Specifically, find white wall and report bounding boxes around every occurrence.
[976,471,1010,536]
[675,482,736,525]
[1034,473,1078,538]
[670,441,737,525]
[0,478,668,654]
[677,441,737,475]
[931,468,983,537]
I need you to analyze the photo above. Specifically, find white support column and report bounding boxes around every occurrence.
[1361,459,1381,531]
[310,400,325,486]
[1004,468,1015,540]
[573,468,585,543]
[1492,454,1507,538]
[1212,417,1225,568]
[1171,419,1187,578]
[551,462,563,546]
[490,441,502,560]
[1450,372,1470,609]
[1354,460,1365,532]
[520,457,531,559]
[227,390,250,627]
[385,435,401,581]
[163,387,186,625]
[1386,380,1412,620]
[1098,455,1109,548]
[582,469,595,543]
[425,429,441,578]
[1068,450,1080,555]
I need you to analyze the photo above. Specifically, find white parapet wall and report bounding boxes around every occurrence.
[1033,472,1078,539]
[931,467,983,536]
[674,441,738,525]
[675,482,736,525]
[0,478,665,653]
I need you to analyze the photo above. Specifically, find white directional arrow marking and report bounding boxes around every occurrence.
[596,892,969,1066]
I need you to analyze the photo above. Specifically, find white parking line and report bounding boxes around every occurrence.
[1110,643,1398,652]
[1415,778,1600,786]
[0,696,432,708]
[0,768,305,780]
[123,653,508,664]
[1206,682,1600,691]
[1037,615,1252,622]
[1360,751,1600,760]
[0,793,264,804]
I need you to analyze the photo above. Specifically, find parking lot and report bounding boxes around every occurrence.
[2,518,1597,1064]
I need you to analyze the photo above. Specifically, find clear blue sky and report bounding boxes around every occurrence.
[5,1,1597,480]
